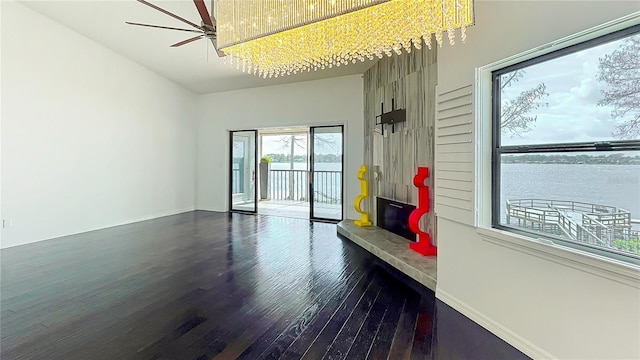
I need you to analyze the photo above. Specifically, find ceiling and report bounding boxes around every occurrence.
[20,0,375,94]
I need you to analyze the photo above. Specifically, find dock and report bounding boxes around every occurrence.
[506,199,639,252]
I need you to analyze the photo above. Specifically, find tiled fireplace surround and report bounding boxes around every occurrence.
[338,44,438,291]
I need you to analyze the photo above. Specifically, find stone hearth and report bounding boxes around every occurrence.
[337,220,437,291]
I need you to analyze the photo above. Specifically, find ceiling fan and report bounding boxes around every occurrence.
[126,0,224,57]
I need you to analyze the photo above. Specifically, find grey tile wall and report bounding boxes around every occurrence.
[363,47,438,241]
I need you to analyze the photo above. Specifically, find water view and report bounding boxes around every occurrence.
[501,163,639,222]
[494,31,640,258]
[501,162,640,256]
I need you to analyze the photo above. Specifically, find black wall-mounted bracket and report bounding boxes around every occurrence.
[375,98,406,135]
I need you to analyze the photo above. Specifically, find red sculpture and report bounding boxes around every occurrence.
[408,167,437,256]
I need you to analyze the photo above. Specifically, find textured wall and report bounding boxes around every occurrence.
[363,47,437,238]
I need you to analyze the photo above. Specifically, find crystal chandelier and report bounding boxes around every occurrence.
[216,0,474,78]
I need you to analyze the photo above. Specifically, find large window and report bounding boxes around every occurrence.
[492,25,640,262]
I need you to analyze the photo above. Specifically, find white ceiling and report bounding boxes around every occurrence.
[21,0,375,94]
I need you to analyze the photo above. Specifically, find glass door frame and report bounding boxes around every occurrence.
[309,125,344,222]
[229,130,258,214]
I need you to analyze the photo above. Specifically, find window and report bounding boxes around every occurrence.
[492,24,640,262]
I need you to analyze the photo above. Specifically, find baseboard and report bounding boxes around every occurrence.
[436,289,556,360]
[194,209,227,214]
[195,205,228,212]
[105,207,197,228]
[1,207,196,249]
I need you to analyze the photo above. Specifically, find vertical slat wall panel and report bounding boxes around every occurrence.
[363,47,437,241]
[434,84,475,225]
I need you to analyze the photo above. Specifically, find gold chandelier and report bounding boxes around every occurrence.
[216,0,474,78]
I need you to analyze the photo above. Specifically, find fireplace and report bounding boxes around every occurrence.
[376,197,416,241]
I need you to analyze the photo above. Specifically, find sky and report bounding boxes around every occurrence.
[500,32,638,147]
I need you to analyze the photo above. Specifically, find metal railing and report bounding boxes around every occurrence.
[267,169,341,204]
[506,199,632,227]
[505,198,638,251]
[269,169,309,201]
[232,169,241,194]
[507,199,626,215]
[583,212,631,229]
[582,213,639,246]
[313,171,342,204]
[557,211,606,246]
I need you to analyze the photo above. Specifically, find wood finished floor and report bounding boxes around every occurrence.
[1,211,529,360]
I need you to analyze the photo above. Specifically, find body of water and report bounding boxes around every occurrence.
[501,163,640,225]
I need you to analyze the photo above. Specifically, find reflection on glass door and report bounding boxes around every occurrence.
[230,130,257,213]
[310,126,343,221]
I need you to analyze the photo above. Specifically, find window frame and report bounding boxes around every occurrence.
[490,24,640,263]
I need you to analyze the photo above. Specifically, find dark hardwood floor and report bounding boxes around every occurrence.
[1,211,529,360]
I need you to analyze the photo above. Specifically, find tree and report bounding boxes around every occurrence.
[613,237,640,255]
[276,134,307,200]
[597,35,640,139]
[500,69,549,137]
[276,133,336,200]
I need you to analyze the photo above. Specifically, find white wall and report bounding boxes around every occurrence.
[436,2,640,359]
[196,75,364,219]
[1,1,197,248]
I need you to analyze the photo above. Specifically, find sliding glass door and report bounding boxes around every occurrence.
[229,130,257,213]
[310,126,343,221]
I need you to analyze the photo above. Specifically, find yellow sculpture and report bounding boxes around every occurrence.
[354,165,372,227]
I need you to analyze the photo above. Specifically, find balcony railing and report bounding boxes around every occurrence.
[267,169,341,204]
[231,168,241,194]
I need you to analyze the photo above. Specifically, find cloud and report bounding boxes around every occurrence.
[570,78,601,103]
[500,40,622,146]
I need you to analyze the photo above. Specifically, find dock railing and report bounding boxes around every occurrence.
[506,199,636,249]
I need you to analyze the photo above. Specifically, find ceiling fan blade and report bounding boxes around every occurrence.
[193,0,213,27]
[171,35,204,47]
[126,22,202,33]
[136,0,202,30]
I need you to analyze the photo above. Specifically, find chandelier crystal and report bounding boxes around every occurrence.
[216,0,474,78]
